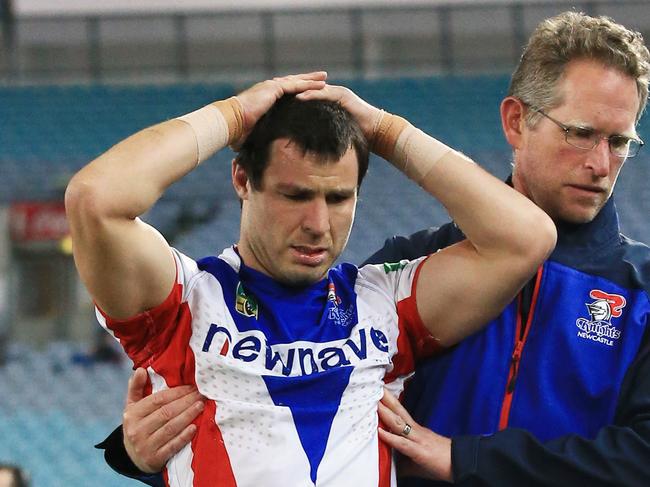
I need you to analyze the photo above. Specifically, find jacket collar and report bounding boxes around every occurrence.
[553,197,621,254]
[505,175,621,256]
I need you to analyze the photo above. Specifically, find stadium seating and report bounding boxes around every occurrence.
[0,341,133,486]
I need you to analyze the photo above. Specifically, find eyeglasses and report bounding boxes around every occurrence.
[531,108,644,158]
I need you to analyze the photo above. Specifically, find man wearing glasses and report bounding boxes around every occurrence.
[379,11,650,486]
[98,11,650,487]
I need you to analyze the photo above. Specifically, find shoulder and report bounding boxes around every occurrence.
[552,234,650,296]
[356,257,428,300]
[618,234,650,293]
[363,221,463,265]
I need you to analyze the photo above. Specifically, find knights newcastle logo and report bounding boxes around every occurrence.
[326,282,356,327]
[575,289,626,347]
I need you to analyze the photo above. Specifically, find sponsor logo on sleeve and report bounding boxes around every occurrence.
[382,261,408,274]
[575,289,626,347]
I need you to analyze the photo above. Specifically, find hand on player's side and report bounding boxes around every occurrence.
[122,368,206,473]
[233,72,328,147]
[377,388,453,482]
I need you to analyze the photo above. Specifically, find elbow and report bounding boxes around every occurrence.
[64,172,108,228]
[515,209,557,270]
[531,209,557,259]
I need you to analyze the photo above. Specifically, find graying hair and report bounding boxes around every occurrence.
[508,11,650,126]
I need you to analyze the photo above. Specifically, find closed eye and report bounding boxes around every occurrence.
[568,126,595,140]
[282,192,312,202]
[326,192,354,204]
[608,135,631,150]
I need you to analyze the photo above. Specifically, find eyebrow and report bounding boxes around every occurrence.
[565,119,639,140]
[276,183,357,198]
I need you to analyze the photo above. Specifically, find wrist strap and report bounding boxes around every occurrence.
[372,111,453,185]
[176,96,244,165]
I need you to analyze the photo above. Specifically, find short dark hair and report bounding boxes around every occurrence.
[235,95,369,190]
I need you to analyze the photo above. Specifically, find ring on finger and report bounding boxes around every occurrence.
[401,423,412,437]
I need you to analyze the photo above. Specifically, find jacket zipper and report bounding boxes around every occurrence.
[498,265,544,430]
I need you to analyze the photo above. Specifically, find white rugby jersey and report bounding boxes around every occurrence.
[97,247,440,487]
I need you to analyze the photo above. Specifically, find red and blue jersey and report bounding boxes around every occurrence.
[97,246,439,487]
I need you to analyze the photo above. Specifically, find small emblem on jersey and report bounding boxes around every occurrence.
[327,282,342,305]
[235,281,258,319]
[575,289,626,347]
[383,260,407,274]
[326,282,355,327]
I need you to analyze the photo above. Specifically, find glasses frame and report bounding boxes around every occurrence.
[530,107,644,158]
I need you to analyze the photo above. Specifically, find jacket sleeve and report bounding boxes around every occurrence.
[451,325,650,487]
[95,426,165,487]
[363,223,464,265]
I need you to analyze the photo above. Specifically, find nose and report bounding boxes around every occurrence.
[584,138,611,178]
[301,197,330,236]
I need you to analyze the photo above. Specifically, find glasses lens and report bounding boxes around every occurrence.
[625,140,641,158]
[609,136,631,157]
[565,127,598,150]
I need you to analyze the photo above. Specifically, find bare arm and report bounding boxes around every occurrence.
[298,85,556,346]
[66,72,327,319]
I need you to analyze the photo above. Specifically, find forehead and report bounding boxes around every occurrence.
[263,138,359,188]
[554,59,639,130]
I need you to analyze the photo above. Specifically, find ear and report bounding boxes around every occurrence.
[500,96,527,150]
[232,159,250,200]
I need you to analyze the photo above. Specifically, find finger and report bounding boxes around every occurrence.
[152,423,199,467]
[273,71,327,82]
[275,78,327,96]
[381,387,416,425]
[146,399,205,448]
[126,386,200,425]
[295,85,344,102]
[138,390,204,436]
[126,368,149,405]
[378,426,418,456]
[378,401,411,437]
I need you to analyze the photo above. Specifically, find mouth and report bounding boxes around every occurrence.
[567,184,607,195]
[290,245,329,266]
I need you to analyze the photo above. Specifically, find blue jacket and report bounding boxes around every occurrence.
[364,196,650,487]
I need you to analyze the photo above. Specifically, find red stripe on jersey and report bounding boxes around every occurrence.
[378,415,392,487]
[386,258,442,383]
[150,300,196,387]
[98,281,186,369]
[191,400,237,486]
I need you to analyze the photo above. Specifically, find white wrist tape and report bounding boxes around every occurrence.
[177,105,228,165]
[372,112,454,185]
[176,97,244,165]
[393,125,453,184]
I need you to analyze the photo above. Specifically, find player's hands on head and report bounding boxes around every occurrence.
[377,388,453,482]
[122,368,206,473]
[234,71,328,148]
[296,84,382,143]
